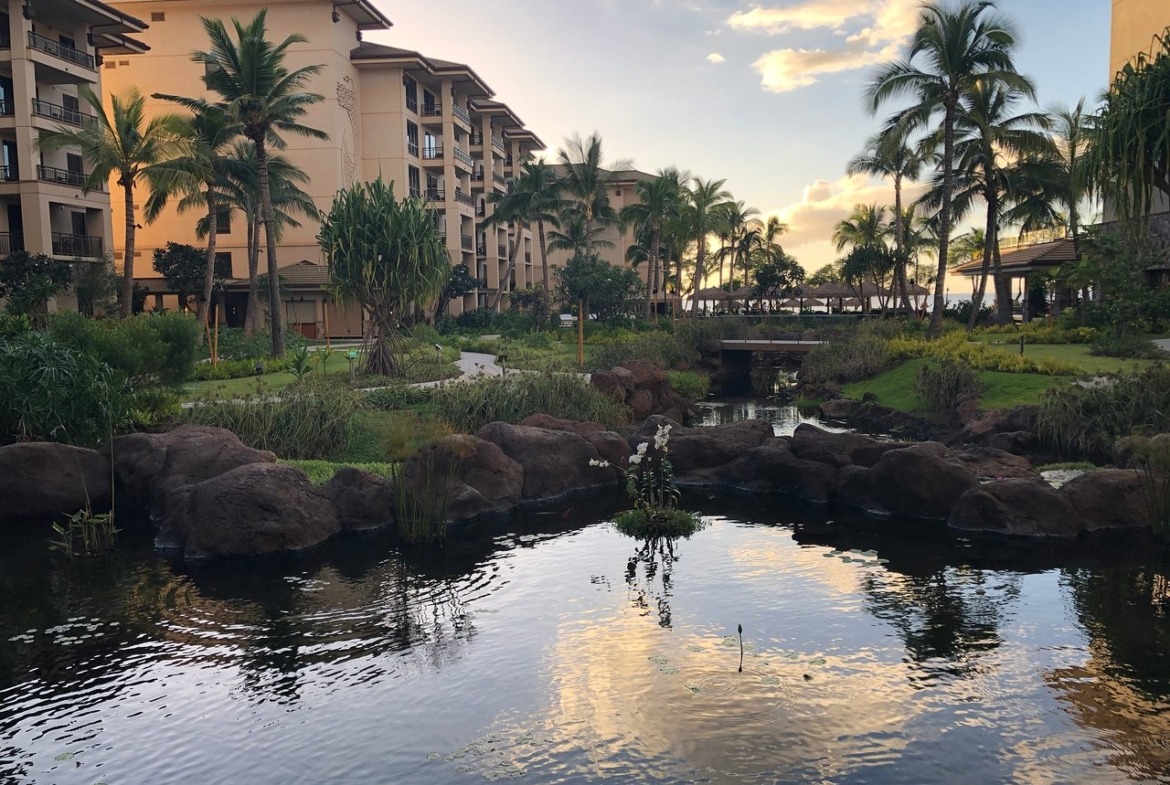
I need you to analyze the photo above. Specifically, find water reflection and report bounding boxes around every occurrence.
[625,536,680,628]
[693,398,848,436]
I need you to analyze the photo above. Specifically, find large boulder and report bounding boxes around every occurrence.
[590,367,635,402]
[1060,469,1149,533]
[0,442,111,525]
[591,361,693,423]
[948,445,1039,481]
[789,424,889,469]
[519,414,605,436]
[818,398,859,421]
[630,415,774,477]
[477,422,621,501]
[323,467,396,532]
[716,440,837,502]
[960,405,1038,443]
[948,478,1083,538]
[868,442,980,520]
[104,425,275,518]
[518,415,630,469]
[157,463,341,560]
[401,434,524,521]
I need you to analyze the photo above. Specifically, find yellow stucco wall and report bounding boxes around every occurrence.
[1110,0,1170,78]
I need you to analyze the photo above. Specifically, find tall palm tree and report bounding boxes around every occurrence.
[482,178,530,310]
[36,87,184,317]
[144,106,241,339]
[619,168,684,319]
[1048,98,1095,261]
[522,158,563,292]
[713,200,760,289]
[866,0,1030,337]
[556,132,630,231]
[167,9,327,357]
[546,212,613,257]
[847,128,927,312]
[684,177,732,316]
[833,204,890,253]
[919,80,1052,326]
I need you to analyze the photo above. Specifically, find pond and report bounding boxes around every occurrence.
[3,495,1170,784]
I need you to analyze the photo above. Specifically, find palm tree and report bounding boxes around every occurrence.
[482,178,529,310]
[556,132,630,231]
[36,87,183,317]
[866,0,1030,337]
[619,168,684,319]
[833,203,890,254]
[713,200,760,289]
[919,80,1052,326]
[684,177,732,316]
[522,158,563,292]
[1048,98,1095,261]
[547,212,613,257]
[168,9,327,358]
[144,106,241,340]
[847,129,927,312]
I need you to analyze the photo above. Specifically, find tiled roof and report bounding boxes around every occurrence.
[951,238,1077,275]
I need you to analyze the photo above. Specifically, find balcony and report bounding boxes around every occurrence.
[0,165,17,181]
[452,104,471,125]
[424,188,444,201]
[453,148,474,167]
[497,244,507,259]
[0,30,10,49]
[421,103,442,118]
[29,31,95,70]
[407,141,419,157]
[39,165,93,189]
[409,186,421,198]
[472,170,484,181]
[421,145,443,161]
[0,100,11,116]
[460,233,473,252]
[491,136,505,153]
[453,190,474,207]
[476,241,486,255]
[52,232,102,258]
[493,172,506,185]
[0,232,24,254]
[406,96,418,113]
[470,132,483,146]
[33,99,95,127]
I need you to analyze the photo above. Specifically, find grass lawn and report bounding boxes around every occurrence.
[971,336,1161,374]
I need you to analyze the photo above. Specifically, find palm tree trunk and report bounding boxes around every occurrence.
[689,243,706,318]
[245,212,261,335]
[968,200,995,331]
[991,220,1011,325]
[894,175,911,313]
[928,104,956,339]
[256,141,285,358]
[120,182,136,317]
[537,218,550,291]
[490,224,524,311]
[201,190,219,348]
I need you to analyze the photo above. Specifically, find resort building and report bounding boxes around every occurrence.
[0,0,146,307]
[100,0,544,337]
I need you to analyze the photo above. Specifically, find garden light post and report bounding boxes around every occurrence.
[346,349,358,382]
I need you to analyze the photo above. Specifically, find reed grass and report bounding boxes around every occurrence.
[1036,366,1170,459]
[427,371,630,432]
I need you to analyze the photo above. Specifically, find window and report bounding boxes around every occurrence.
[422,90,436,113]
[58,35,75,50]
[214,252,232,278]
[406,121,418,156]
[2,140,17,179]
[62,93,79,114]
[66,153,83,175]
[71,211,87,236]
[150,11,165,21]
[215,206,231,234]
[407,165,420,197]
[404,76,417,111]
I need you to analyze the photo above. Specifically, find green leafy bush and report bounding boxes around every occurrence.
[0,331,129,445]
[888,331,1077,375]
[182,375,364,459]
[213,328,307,361]
[1089,333,1166,359]
[802,332,894,384]
[592,331,698,371]
[977,324,1099,344]
[365,384,432,409]
[916,359,983,419]
[665,370,710,401]
[427,371,630,432]
[49,311,199,385]
[189,357,291,381]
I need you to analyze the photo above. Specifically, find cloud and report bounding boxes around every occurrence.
[726,0,921,92]
[706,52,726,63]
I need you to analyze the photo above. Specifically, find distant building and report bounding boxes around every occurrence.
[0,0,146,309]
[101,0,544,337]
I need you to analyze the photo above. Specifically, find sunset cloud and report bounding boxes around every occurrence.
[707,52,726,63]
[727,0,921,92]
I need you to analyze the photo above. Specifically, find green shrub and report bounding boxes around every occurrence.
[427,371,630,432]
[665,370,710,401]
[0,331,130,445]
[1036,366,1170,459]
[916,359,983,419]
[977,323,1098,344]
[49,311,199,385]
[1089,333,1166,359]
[182,375,363,459]
[365,384,432,410]
[213,328,307,361]
[129,386,181,430]
[591,330,697,371]
[189,357,291,381]
[802,332,894,384]
[888,331,1077,375]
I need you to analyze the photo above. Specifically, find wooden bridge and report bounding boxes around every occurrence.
[719,339,823,354]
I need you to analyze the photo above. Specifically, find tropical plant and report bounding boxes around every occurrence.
[433,263,481,320]
[620,168,685,319]
[483,160,562,310]
[151,241,231,312]
[319,178,448,376]
[180,9,327,357]
[713,200,760,288]
[867,0,1030,337]
[684,177,733,316]
[0,252,73,329]
[36,86,184,317]
[556,132,631,230]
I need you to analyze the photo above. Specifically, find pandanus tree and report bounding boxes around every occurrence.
[319,178,448,377]
[36,87,184,317]
[143,106,241,342]
[619,168,684,319]
[867,0,1029,337]
[175,9,327,358]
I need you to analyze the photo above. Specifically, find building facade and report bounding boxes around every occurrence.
[0,0,145,307]
[102,0,544,337]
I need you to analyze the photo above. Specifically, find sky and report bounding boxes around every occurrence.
[370,0,1111,290]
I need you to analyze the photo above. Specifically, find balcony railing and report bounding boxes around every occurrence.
[0,232,24,254]
[460,233,473,251]
[407,141,419,157]
[52,232,102,258]
[29,31,95,70]
[504,156,513,166]
[409,186,421,198]
[497,244,507,259]
[0,100,12,116]
[422,146,443,160]
[0,165,16,181]
[452,104,470,124]
[470,133,483,146]
[491,136,505,152]
[33,99,95,127]
[476,242,486,255]
[472,170,484,181]
[454,190,474,206]
[424,188,444,201]
[420,104,442,118]
[406,96,418,113]
[39,165,92,188]
[0,31,10,49]
[453,148,474,167]
[492,172,506,185]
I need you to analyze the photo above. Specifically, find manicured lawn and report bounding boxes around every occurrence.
[182,353,355,401]
[971,337,1161,374]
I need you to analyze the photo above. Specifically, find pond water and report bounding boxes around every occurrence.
[692,399,845,436]
[3,496,1170,785]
